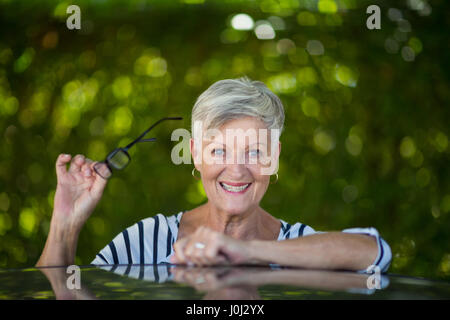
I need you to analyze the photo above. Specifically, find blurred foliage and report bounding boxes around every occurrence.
[0,0,449,282]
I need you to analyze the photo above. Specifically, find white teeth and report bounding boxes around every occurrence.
[221,183,250,192]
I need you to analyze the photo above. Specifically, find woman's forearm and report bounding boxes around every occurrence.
[248,232,378,271]
[36,218,80,267]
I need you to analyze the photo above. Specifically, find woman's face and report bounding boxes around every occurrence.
[191,116,280,215]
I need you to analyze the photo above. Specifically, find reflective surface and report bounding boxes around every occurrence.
[0,265,449,300]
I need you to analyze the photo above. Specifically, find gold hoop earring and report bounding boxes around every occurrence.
[192,167,201,180]
[270,173,279,184]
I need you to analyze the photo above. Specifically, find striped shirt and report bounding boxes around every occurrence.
[90,211,392,273]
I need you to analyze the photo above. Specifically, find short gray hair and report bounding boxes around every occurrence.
[191,77,285,138]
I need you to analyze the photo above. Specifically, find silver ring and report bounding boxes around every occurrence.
[194,242,206,249]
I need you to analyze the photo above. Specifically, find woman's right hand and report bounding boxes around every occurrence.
[52,153,108,233]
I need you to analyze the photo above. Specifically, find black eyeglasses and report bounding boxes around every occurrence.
[94,117,183,179]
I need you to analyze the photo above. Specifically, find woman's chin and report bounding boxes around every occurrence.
[217,203,252,215]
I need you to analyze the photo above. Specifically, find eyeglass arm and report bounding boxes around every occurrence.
[124,117,182,150]
[138,138,157,143]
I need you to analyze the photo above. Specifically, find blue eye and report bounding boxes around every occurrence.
[249,149,260,157]
[212,148,225,156]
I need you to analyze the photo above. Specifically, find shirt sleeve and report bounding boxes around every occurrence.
[90,221,140,265]
[90,214,174,265]
[341,227,392,274]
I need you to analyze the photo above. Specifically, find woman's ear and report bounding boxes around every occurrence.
[278,141,281,159]
[272,141,282,162]
[271,141,281,175]
[190,137,194,157]
[190,138,201,170]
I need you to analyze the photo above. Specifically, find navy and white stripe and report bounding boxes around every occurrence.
[341,227,392,273]
[278,220,316,240]
[91,212,182,265]
[91,212,392,274]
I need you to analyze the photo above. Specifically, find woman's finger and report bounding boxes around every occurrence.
[88,160,97,171]
[90,168,108,199]
[184,239,203,266]
[173,238,189,265]
[189,238,216,266]
[68,154,85,173]
[197,228,226,265]
[203,242,221,265]
[80,163,93,178]
[55,154,72,178]
[83,158,94,172]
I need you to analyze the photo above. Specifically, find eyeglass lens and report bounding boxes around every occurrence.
[108,149,130,170]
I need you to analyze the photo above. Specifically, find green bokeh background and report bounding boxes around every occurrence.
[0,0,449,281]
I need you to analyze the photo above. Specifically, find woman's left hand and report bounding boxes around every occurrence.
[170,226,253,266]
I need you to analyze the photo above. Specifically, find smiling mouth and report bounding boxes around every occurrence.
[219,182,252,193]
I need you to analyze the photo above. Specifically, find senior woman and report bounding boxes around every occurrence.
[37,77,391,273]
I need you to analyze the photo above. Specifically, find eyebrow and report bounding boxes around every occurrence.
[203,140,267,147]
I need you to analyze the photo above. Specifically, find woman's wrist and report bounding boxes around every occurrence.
[50,207,87,236]
[49,213,82,241]
[247,240,274,265]
[36,214,81,267]
[37,232,79,266]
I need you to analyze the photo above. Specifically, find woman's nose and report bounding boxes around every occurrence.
[224,162,248,179]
